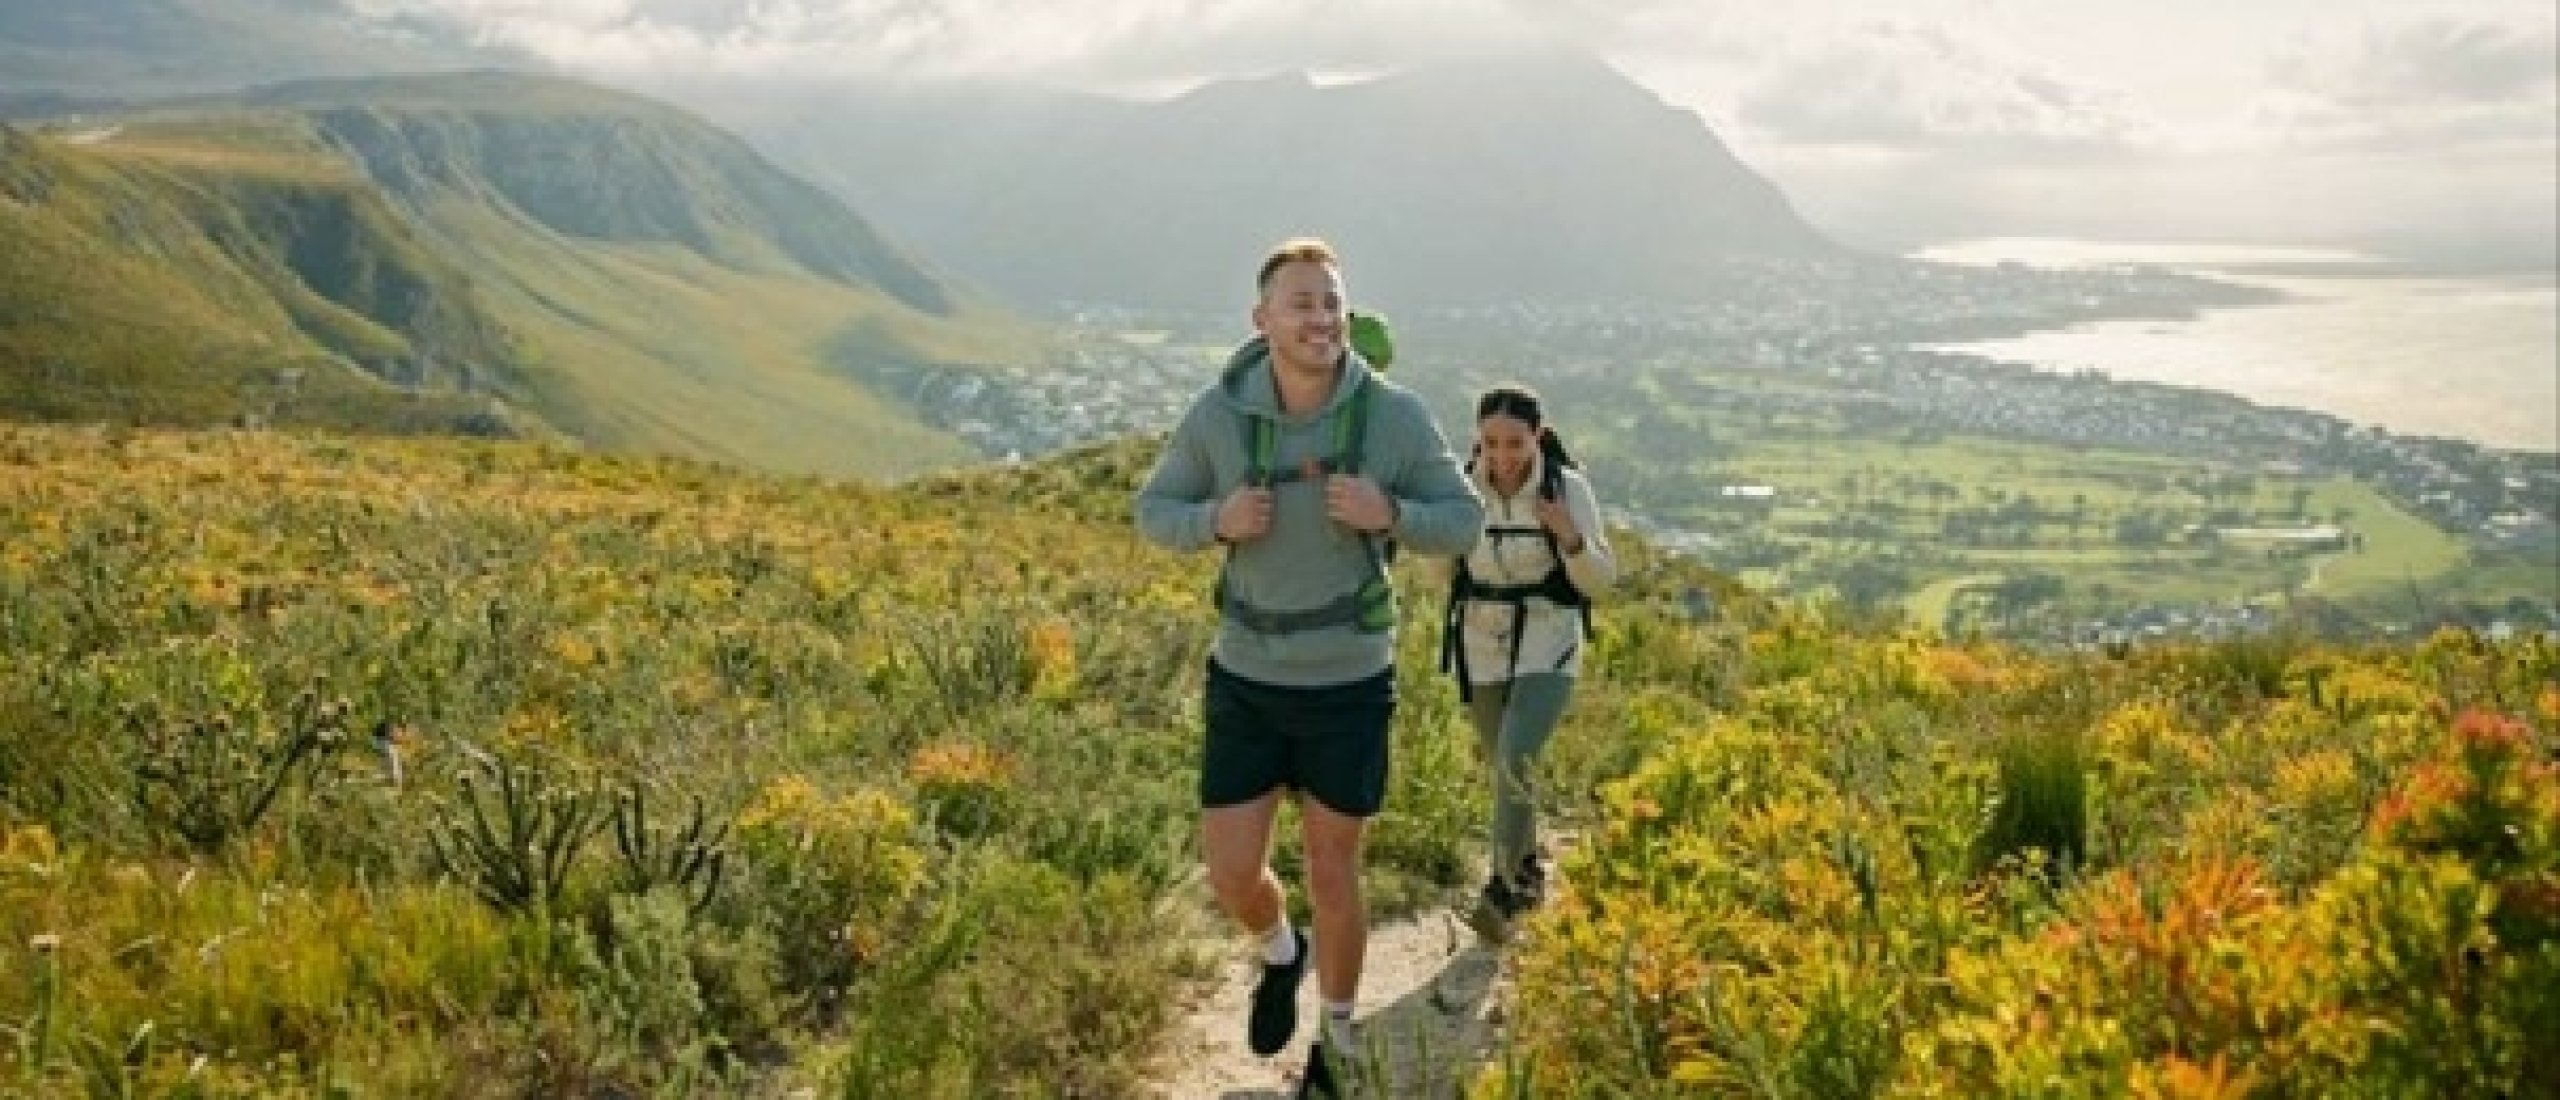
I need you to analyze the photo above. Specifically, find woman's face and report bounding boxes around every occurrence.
[1477,412,1539,489]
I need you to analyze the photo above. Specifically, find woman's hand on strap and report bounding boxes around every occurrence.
[1534,496,1583,554]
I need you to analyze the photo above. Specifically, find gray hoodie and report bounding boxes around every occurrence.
[1136,338,1482,687]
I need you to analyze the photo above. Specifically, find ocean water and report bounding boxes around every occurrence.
[1913,238,2558,454]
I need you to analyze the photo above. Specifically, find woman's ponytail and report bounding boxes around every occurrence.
[1537,427,1577,473]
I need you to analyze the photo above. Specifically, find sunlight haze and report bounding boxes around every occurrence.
[351,0,2558,264]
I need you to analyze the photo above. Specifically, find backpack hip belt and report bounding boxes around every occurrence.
[1220,573,1394,635]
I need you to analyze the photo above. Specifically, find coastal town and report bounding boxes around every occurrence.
[856,255,2559,642]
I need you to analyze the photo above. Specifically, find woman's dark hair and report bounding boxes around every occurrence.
[1474,383,1578,472]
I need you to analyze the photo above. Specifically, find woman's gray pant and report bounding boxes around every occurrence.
[1464,672,1575,883]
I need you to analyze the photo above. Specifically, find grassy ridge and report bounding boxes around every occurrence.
[425,196,1008,478]
[3,73,1055,480]
[0,124,508,434]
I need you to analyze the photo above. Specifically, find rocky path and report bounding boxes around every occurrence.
[1148,909,1511,1099]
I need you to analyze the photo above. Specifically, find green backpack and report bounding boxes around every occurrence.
[1349,310,1394,372]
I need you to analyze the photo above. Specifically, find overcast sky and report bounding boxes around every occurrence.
[352,0,2558,261]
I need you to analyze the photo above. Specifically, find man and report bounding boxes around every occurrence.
[1135,237,1481,1093]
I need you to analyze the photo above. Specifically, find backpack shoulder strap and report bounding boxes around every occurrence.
[1534,461,1594,634]
[1242,412,1277,487]
[1535,460,1565,557]
[1335,374,1375,476]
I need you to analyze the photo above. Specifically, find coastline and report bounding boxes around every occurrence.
[1908,239,2560,455]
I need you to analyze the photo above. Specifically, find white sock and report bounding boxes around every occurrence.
[1262,919,1300,966]
[1322,1002,1357,1047]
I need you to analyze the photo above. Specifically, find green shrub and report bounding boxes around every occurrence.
[1971,724,2090,877]
[424,751,609,915]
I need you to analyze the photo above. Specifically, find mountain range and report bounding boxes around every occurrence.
[2,3,1851,476]
[686,51,1842,311]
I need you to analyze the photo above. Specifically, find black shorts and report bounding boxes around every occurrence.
[1199,659,1396,818]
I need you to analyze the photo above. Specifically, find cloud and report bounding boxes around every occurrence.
[2279,15,2557,106]
[1732,22,2156,157]
[339,0,2554,265]
[977,1,1561,89]
[349,0,1065,74]
[2253,14,2557,150]
[343,0,1594,83]
[1489,0,1758,61]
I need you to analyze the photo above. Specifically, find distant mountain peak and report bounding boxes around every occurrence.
[700,46,1835,308]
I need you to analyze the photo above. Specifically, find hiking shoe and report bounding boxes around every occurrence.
[1297,1040,1343,1098]
[1464,877,1527,944]
[1248,928,1309,1056]
[1516,852,1549,907]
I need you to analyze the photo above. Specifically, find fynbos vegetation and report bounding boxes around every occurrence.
[0,421,2551,1097]
[1492,629,2558,1097]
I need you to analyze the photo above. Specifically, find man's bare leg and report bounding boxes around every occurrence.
[1299,797,1369,1009]
[1201,790,1287,934]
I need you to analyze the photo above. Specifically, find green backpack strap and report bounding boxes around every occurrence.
[1245,414,1278,486]
[1336,374,1373,476]
[1339,377,1392,630]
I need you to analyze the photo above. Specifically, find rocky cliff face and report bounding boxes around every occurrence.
[287,73,957,315]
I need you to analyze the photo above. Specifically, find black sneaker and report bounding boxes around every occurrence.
[1463,877,1526,944]
[1297,1039,1342,1098]
[1516,852,1549,907]
[1248,927,1309,1056]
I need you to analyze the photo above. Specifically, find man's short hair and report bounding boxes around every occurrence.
[1256,237,1339,294]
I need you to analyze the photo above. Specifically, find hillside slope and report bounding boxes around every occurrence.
[0,73,1047,478]
[2,422,2546,1097]
[0,119,517,434]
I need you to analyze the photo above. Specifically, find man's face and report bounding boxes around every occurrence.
[1252,260,1346,373]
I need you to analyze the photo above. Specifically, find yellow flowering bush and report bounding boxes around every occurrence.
[1499,626,2558,1098]
[907,739,1021,838]
[734,775,929,993]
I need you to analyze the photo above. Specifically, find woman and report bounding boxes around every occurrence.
[1441,383,1617,941]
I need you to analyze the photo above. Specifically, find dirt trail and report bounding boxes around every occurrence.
[1148,908,1511,1099]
